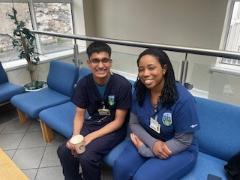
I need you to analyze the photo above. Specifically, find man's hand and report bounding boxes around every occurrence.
[66,140,78,156]
[152,140,172,159]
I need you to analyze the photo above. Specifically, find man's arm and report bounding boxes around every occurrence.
[84,109,128,145]
[73,107,86,135]
[66,107,85,152]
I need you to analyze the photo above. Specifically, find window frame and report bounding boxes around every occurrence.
[217,0,240,67]
[212,0,240,76]
[0,0,85,70]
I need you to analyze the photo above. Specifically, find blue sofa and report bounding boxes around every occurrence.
[11,60,78,141]
[38,67,91,139]
[181,97,240,179]
[106,97,240,179]
[0,62,25,105]
[11,60,78,119]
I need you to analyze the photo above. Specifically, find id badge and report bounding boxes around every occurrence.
[150,116,160,133]
[98,108,110,116]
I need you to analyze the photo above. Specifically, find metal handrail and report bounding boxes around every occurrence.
[31,30,240,87]
[32,30,240,60]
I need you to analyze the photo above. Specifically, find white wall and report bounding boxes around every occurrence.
[84,0,227,48]
[82,0,230,94]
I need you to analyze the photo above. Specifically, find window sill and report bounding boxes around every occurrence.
[211,64,240,76]
[2,48,86,72]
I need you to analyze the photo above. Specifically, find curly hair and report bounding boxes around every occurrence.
[135,48,178,107]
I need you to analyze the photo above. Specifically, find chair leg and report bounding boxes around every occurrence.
[17,109,28,124]
[40,120,54,143]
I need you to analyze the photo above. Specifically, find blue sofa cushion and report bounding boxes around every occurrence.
[47,61,78,97]
[182,152,227,180]
[0,62,8,84]
[195,97,240,161]
[0,83,25,103]
[104,139,130,167]
[78,67,91,80]
[39,102,76,138]
[38,67,91,137]
[11,88,70,118]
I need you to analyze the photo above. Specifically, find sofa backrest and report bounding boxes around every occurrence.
[78,67,91,80]
[0,62,8,84]
[47,60,78,97]
[195,97,240,161]
[128,79,136,93]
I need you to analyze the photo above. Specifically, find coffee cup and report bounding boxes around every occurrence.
[70,135,85,154]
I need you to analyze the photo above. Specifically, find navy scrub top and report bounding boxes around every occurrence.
[132,82,200,151]
[72,73,132,124]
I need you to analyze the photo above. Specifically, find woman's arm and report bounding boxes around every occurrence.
[130,113,193,158]
[165,133,193,155]
[129,113,158,150]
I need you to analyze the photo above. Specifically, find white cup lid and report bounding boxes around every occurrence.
[70,135,84,144]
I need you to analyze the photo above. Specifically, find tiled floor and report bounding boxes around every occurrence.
[0,105,112,180]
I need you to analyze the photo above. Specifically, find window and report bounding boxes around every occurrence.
[0,3,31,63]
[221,0,240,66]
[33,2,73,54]
[0,0,74,63]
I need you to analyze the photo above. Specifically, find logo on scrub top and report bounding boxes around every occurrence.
[108,95,115,106]
[162,112,172,126]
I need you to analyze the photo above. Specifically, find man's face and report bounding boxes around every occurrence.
[87,51,112,84]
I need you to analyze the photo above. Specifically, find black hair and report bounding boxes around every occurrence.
[86,41,111,58]
[135,48,178,107]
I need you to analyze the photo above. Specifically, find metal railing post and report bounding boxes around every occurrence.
[183,53,189,85]
[179,53,188,84]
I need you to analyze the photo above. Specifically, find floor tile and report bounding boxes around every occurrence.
[13,147,45,169]
[4,149,16,159]
[19,131,46,148]
[40,145,61,167]
[0,122,7,133]
[27,120,41,132]
[36,166,64,180]
[47,133,66,147]
[22,168,38,180]
[1,119,30,134]
[0,108,113,179]
[0,133,24,150]
[0,118,15,132]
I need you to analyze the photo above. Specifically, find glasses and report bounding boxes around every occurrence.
[90,58,112,65]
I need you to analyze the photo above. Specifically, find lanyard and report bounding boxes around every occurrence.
[101,101,105,109]
[152,104,160,118]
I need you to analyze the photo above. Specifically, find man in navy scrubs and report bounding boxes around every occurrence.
[57,41,132,180]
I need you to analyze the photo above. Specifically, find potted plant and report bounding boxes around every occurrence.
[7,7,45,90]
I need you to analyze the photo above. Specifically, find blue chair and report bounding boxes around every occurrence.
[182,97,240,179]
[11,60,78,141]
[0,62,25,105]
[38,67,91,141]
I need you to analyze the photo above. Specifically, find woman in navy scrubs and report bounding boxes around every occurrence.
[114,48,200,180]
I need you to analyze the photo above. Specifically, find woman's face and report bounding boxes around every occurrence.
[138,54,166,90]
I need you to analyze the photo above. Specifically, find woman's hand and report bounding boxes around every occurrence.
[152,140,172,159]
[130,133,144,149]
